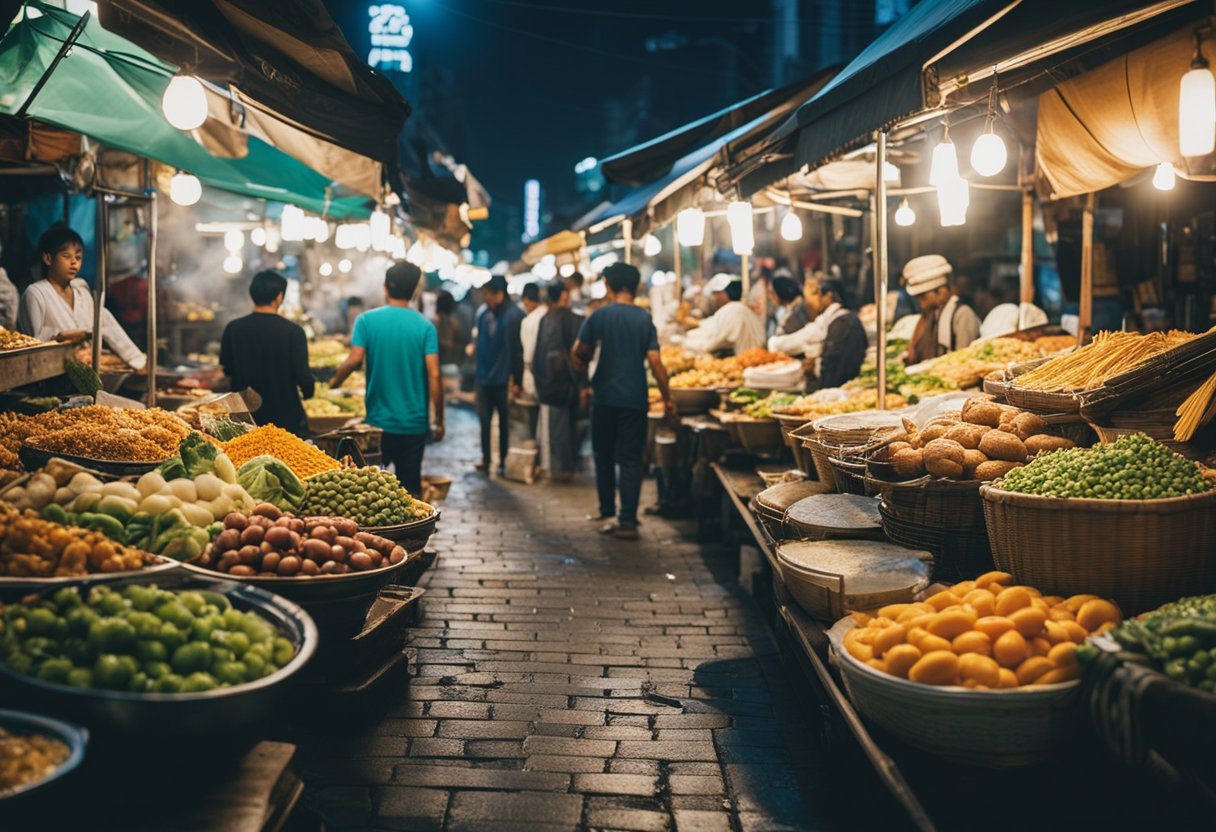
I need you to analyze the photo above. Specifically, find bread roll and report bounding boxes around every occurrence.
[979,430,1028,462]
[891,448,925,478]
[1010,411,1049,440]
[962,449,988,479]
[976,460,1023,480]
[923,438,966,478]
[945,423,990,450]
[962,399,1003,428]
[887,441,913,456]
[1024,434,1076,455]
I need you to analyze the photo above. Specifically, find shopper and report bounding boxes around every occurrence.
[330,262,443,495]
[902,254,981,364]
[435,289,467,368]
[219,270,314,435]
[0,241,20,330]
[471,274,523,475]
[572,262,675,540]
[519,282,546,400]
[564,270,586,312]
[18,225,146,370]
[680,273,765,355]
[533,280,584,481]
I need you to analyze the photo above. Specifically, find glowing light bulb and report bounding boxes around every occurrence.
[936,177,970,227]
[642,234,662,257]
[280,205,306,242]
[970,130,1008,177]
[894,198,915,227]
[250,227,267,247]
[559,263,575,278]
[222,254,242,274]
[726,201,754,255]
[319,262,333,277]
[1179,64,1216,157]
[162,75,208,131]
[370,209,391,251]
[223,229,244,252]
[929,137,960,188]
[676,208,705,247]
[168,171,201,206]
[779,211,802,242]
[338,259,352,273]
[1153,161,1176,190]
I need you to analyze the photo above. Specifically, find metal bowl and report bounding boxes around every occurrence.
[361,508,440,545]
[18,446,163,478]
[176,549,416,603]
[0,572,317,736]
[671,387,723,414]
[0,710,88,801]
[0,558,182,599]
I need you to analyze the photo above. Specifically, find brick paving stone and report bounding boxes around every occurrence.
[294,411,832,831]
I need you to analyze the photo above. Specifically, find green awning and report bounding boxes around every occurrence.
[0,4,372,218]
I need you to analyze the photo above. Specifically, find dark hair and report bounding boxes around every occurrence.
[772,275,800,303]
[565,271,584,288]
[546,280,567,303]
[436,290,455,316]
[723,280,743,302]
[485,274,508,295]
[521,282,541,303]
[249,270,288,305]
[386,261,422,300]
[37,225,84,277]
[816,277,848,307]
[602,262,640,295]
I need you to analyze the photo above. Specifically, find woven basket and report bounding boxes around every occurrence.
[735,418,785,458]
[878,503,994,582]
[828,618,1083,766]
[828,456,873,496]
[873,476,986,532]
[1004,385,1082,413]
[980,484,1216,614]
[779,418,823,485]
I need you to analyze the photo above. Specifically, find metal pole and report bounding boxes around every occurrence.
[874,131,890,411]
[1078,192,1095,343]
[741,253,750,297]
[146,164,158,408]
[701,216,711,287]
[623,218,633,266]
[821,215,831,277]
[672,225,682,306]
[1020,188,1035,306]
[16,10,90,120]
[92,192,107,372]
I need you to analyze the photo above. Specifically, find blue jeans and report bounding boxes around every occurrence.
[591,404,647,526]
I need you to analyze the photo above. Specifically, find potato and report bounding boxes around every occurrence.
[978,430,1028,462]
[891,448,925,479]
[961,399,1003,428]
[884,644,922,678]
[993,630,1028,667]
[908,650,960,686]
[975,460,1022,481]
[962,449,988,479]
[1025,434,1077,455]
[945,423,989,449]
[1076,599,1122,632]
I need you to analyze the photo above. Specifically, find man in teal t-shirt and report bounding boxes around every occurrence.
[331,262,443,495]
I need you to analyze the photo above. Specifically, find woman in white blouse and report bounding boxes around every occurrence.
[17,226,146,371]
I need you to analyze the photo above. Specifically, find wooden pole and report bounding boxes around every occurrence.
[1020,188,1035,306]
[672,225,682,306]
[741,253,750,297]
[1078,192,1095,343]
[623,218,633,266]
[92,192,107,373]
[874,131,890,411]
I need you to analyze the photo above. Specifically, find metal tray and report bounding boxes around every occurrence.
[0,558,181,598]
[18,445,164,477]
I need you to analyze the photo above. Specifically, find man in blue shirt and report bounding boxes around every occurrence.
[472,274,524,475]
[572,263,675,539]
[331,262,443,495]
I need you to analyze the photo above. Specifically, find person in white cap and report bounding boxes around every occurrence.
[680,273,765,355]
[768,276,867,389]
[902,254,980,364]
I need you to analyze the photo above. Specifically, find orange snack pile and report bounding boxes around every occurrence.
[842,571,1122,689]
[222,425,339,480]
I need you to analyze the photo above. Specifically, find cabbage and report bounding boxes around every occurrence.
[236,455,305,512]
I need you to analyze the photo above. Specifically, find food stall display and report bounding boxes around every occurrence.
[0,329,45,351]
[307,338,349,370]
[0,406,190,470]
[221,425,340,479]
[668,348,788,389]
[0,504,160,578]
[302,466,433,527]
[1083,592,1216,693]
[1011,331,1197,393]
[0,721,71,795]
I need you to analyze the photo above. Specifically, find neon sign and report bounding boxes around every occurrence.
[368,5,413,72]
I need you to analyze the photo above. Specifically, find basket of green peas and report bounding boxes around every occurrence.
[980,434,1216,614]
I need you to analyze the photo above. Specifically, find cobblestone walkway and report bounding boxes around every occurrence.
[299,409,840,831]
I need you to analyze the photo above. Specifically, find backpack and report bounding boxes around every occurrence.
[533,308,581,406]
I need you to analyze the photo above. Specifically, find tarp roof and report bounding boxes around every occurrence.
[96,0,409,165]
[0,4,372,217]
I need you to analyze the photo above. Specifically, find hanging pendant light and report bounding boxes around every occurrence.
[970,78,1008,177]
[894,198,916,227]
[1180,29,1216,157]
[338,259,353,273]
[168,171,201,206]
[223,229,245,252]
[726,201,754,255]
[280,205,306,242]
[162,74,208,131]
[676,208,705,247]
[937,177,970,227]
[780,210,803,242]
[642,234,662,257]
[1153,161,1177,190]
[929,122,960,188]
[250,227,267,247]
[222,254,242,274]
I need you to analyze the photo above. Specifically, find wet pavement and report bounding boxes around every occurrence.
[297,407,840,831]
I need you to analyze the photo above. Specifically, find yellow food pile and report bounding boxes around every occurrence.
[0,406,190,467]
[669,349,787,389]
[0,503,158,576]
[842,571,1122,689]
[775,390,908,418]
[0,326,43,351]
[223,425,339,479]
[1013,330,1196,393]
[927,337,1044,389]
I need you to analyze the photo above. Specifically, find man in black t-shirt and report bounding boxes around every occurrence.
[220,271,314,436]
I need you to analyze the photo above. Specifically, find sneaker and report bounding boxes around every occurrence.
[474,462,489,474]
[613,523,640,540]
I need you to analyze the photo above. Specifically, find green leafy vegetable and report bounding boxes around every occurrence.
[236,455,305,512]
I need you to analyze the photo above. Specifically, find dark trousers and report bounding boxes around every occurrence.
[381,432,428,496]
[547,400,581,476]
[591,404,647,526]
[475,383,510,466]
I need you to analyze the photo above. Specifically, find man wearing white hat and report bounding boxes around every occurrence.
[680,273,765,355]
[902,254,981,364]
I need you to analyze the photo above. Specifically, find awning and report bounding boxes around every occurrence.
[0,4,372,217]
[785,0,1207,174]
[96,0,409,164]
[1037,19,1216,198]
[522,230,584,266]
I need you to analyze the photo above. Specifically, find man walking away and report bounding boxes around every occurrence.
[472,274,524,475]
[572,263,675,540]
[534,280,584,481]
[330,263,443,496]
[220,270,314,436]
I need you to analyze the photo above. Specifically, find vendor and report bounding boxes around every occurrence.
[770,273,809,336]
[902,254,980,364]
[768,276,866,389]
[680,273,765,355]
[17,225,146,370]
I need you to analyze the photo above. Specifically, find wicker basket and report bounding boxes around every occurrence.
[980,484,1216,614]
[873,476,986,532]
[735,418,785,458]
[828,618,1083,766]
[1004,385,1082,413]
[778,418,821,484]
[878,503,994,582]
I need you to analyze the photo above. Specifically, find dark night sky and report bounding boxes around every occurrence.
[324,1,814,221]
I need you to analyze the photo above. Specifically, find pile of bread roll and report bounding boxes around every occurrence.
[886,398,1076,481]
